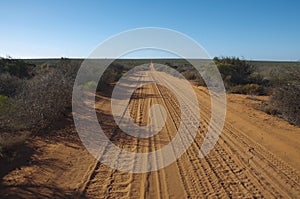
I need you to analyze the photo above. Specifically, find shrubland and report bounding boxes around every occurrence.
[263,67,300,126]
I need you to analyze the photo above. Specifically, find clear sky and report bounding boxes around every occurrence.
[1,0,299,61]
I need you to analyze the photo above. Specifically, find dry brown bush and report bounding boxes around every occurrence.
[266,67,300,126]
[0,73,24,96]
[270,84,300,126]
[0,60,77,131]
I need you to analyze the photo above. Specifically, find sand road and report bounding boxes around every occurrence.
[81,68,300,198]
[1,67,299,198]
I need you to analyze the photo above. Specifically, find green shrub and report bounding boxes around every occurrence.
[0,95,15,116]
[82,81,98,91]
[214,57,255,87]
[0,95,9,117]
[0,95,8,106]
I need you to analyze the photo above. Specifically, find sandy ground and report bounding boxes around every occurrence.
[0,68,299,198]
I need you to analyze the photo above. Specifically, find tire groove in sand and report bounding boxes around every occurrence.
[161,85,276,198]
[154,77,238,198]
[79,75,144,198]
[79,68,299,198]
[196,88,300,197]
[154,71,297,196]
[150,73,209,198]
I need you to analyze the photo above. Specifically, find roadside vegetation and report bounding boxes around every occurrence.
[0,58,128,160]
[0,57,299,161]
[213,57,269,95]
[212,57,299,126]
[0,58,80,159]
[261,67,300,126]
[165,57,299,126]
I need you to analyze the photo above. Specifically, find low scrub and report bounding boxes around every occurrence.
[182,70,206,86]
[260,102,280,115]
[0,95,9,108]
[0,95,15,119]
[97,64,124,91]
[230,84,266,95]
[0,60,77,131]
[262,68,300,126]
[270,84,300,126]
[0,73,24,96]
[0,57,35,79]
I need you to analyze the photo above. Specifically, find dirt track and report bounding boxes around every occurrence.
[1,67,300,198]
[82,68,300,198]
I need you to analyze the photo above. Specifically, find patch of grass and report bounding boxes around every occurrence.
[0,95,8,106]
[82,81,98,91]
[0,95,16,120]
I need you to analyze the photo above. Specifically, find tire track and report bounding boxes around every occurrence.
[156,71,298,196]
[79,74,146,198]
[154,79,246,198]
[157,70,300,196]
[150,72,227,198]
[196,88,300,197]
[79,68,299,198]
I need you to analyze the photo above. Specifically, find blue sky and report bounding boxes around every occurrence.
[1,0,299,60]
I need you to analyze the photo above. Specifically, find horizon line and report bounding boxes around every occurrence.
[1,56,299,62]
